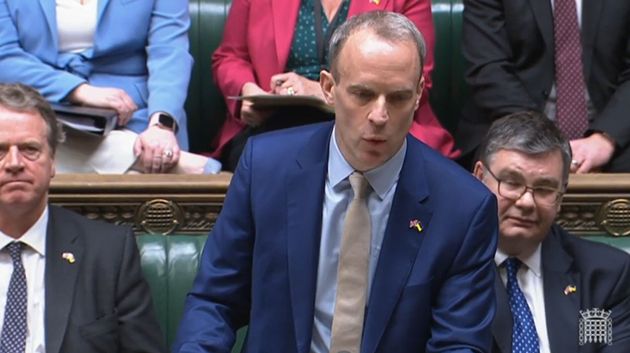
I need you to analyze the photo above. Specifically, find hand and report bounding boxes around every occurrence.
[68,84,137,125]
[570,133,615,173]
[133,124,181,173]
[240,82,274,127]
[270,72,326,100]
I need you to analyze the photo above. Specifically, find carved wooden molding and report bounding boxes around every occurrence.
[49,173,630,237]
[49,173,231,235]
[559,174,630,236]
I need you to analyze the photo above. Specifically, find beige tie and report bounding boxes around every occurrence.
[329,172,371,353]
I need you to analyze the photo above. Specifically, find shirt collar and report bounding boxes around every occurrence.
[327,127,406,199]
[0,206,48,256]
[495,243,542,277]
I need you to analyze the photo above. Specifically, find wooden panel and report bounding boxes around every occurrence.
[49,173,630,238]
[560,174,630,236]
[49,173,231,235]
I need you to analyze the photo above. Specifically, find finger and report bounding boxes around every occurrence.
[576,160,592,174]
[133,137,143,157]
[139,143,156,173]
[151,153,164,174]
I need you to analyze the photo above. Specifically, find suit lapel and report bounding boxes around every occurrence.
[492,268,513,353]
[272,0,301,72]
[45,207,83,353]
[362,137,432,353]
[286,125,332,353]
[542,227,580,353]
[580,0,604,82]
[38,0,59,50]
[527,0,554,52]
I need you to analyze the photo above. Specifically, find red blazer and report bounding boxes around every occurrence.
[210,0,459,159]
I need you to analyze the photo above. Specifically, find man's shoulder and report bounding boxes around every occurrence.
[407,136,494,201]
[48,205,132,240]
[250,122,331,149]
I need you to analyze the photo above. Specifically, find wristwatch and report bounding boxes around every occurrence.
[155,113,178,133]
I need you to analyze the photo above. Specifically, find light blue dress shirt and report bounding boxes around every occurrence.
[310,128,406,353]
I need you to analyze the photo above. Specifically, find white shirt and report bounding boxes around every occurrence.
[310,128,406,353]
[0,207,48,353]
[56,0,98,53]
[496,246,550,353]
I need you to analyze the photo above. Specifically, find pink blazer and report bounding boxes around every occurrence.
[210,0,459,159]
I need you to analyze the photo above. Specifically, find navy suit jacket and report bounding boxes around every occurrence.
[174,122,499,353]
[0,0,192,148]
[492,225,630,353]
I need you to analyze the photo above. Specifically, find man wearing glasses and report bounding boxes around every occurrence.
[473,111,630,353]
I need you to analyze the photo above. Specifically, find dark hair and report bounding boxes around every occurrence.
[477,111,572,184]
[328,11,427,80]
[0,83,64,153]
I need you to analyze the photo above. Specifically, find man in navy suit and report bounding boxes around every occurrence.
[174,11,498,353]
[473,111,630,353]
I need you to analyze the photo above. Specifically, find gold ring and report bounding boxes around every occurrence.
[287,87,296,96]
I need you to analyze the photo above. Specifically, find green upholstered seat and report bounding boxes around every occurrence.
[137,235,247,351]
[583,235,630,254]
[430,0,468,134]
[185,0,231,153]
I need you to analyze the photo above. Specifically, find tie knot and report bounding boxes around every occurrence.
[5,242,23,264]
[504,257,522,276]
[349,172,369,200]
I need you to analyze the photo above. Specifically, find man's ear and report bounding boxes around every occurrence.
[320,70,335,105]
[472,161,484,181]
[414,76,425,111]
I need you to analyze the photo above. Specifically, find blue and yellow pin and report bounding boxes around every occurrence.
[564,285,577,295]
[409,219,423,233]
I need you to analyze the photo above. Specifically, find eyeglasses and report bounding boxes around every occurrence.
[483,164,564,206]
[0,144,44,162]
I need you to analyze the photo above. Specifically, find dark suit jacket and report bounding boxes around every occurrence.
[173,122,499,352]
[492,225,630,353]
[458,0,630,171]
[44,206,166,353]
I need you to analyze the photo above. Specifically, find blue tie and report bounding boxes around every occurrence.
[0,242,27,353]
[504,257,539,353]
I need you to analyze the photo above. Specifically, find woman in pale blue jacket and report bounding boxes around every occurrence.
[0,0,218,173]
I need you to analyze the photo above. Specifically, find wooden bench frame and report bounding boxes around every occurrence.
[49,173,630,237]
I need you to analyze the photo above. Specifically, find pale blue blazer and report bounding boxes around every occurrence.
[0,0,192,149]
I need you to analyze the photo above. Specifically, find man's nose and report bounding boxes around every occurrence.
[368,96,388,125]
[2,146,25,170]
[514,188,536,208]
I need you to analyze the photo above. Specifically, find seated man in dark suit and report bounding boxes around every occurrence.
[459,0,630,172]
[473,111,630,353]
[0,83,166,352]
[173,11,498,353]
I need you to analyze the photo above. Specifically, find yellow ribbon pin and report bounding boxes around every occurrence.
[564,285,576,295]
[62,252,75,264]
